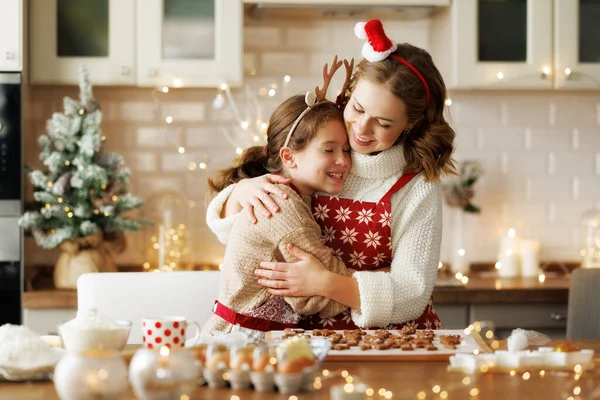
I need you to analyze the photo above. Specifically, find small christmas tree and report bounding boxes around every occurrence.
[20,66,148,249]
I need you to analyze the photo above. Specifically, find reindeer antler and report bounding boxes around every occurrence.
[315,55,343,102]
[336,58,355,106]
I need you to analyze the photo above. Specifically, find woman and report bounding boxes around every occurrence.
[207,20,456,330]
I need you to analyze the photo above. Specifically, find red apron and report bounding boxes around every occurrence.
[303,173,442,330]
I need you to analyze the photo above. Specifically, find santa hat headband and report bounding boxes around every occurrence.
[355,20,430,111]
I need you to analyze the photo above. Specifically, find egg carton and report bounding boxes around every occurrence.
[449,348,595,374]
[199,363,319,394]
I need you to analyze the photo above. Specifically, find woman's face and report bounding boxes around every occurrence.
[343,79,412,154]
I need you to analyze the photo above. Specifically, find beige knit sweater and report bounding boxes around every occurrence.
[202,184,349,335]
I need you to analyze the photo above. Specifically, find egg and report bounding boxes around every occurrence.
[230,351,253,372]
[277,356,314,374]
[252,353,271,372]
[205,350,230,371]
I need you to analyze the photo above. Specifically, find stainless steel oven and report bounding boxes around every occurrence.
[0,72,22,326]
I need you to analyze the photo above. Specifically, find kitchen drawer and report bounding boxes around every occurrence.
[22,308,76,335]
[436,304,468,329]
[469,303,568,329]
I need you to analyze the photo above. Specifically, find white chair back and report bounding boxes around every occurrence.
[77,271,221,344]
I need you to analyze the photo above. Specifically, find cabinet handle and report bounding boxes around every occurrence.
[148,68,158,78]
[5,51,14,60]
[550,313,566,321]
[120,66,130,76]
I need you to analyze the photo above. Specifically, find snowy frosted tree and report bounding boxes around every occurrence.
[20,67,149,249]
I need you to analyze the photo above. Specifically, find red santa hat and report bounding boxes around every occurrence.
[354,20,398,62]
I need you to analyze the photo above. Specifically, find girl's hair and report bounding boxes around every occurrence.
[348,43,457,181]
[208,95,344,193]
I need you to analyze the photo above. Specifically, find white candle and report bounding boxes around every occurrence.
[158,224,165,271]
[520,240,541,278]
[498,248,520,278]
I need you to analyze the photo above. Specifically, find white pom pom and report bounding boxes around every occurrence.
[354,22,367,40]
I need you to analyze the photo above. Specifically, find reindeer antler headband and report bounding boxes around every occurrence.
[355,19,430,111]
[283,55,354,148]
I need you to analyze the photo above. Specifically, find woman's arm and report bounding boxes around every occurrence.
[205,175,291,244]
[350,177,443,328]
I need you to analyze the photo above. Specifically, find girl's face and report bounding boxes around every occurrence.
[286,119,351,196]
[343,79,412,154]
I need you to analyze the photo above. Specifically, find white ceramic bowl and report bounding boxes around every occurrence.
[58,320,132,352]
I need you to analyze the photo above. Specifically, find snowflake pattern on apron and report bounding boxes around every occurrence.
[301,173,442,331]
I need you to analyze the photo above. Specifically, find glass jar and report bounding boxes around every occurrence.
[581,208,600,268]
[128,346,197,400]
[142,191,190,272]
[53,350,128,400]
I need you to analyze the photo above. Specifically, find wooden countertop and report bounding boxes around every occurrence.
[1,339,598,400]
[22,275,571,309]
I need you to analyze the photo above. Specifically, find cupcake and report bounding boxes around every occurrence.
[274,336,315,394]
[228,344,254,390]
[203,343,229,388]
[249,342,276,392]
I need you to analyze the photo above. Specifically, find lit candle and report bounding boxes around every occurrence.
[519,240,541,278]
[497,229,521,278]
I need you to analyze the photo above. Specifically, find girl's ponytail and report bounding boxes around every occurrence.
[208,146,268,193]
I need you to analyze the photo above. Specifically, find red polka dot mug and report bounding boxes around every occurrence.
[142,316,201,349]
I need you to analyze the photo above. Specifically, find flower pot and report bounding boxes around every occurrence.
[53,232,118,289]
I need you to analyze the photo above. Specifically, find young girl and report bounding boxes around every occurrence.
[206,20,456,331]
[202,60,354,336]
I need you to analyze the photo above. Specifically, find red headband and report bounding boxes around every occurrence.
[390,55,431,111]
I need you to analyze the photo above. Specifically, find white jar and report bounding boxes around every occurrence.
[54,350,128,400]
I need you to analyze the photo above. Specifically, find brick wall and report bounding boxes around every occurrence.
[23,14,600,269]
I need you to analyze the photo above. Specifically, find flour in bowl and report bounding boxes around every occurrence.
[62,308,120,329]
[0,324,62,371]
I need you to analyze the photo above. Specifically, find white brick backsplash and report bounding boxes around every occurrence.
[527,177,572,202]
[577,176,600,200]
[528,127,572,151]
[117,101,156,122]
[452,127,477,150]
[504,152,547,175]
[576,127,600,149]
[244,26,283,48]
[502,202,547,224]
[136,127,181,148]
[504,98,553,127]
[551,201,597,225]
[160,102,205,122]
[122,152,159,172]
[554,97,599,128]
[452,98,502,125]
[261,52,309,76]
[244,53,259,76]
[286,27,332,50]
[476,127,524,151]
[161,152,205,172]
[552,153,596,176]
[185,126,232,148]
[135,176,185,199]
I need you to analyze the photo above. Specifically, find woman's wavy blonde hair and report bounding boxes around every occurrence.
[347,43,457,181]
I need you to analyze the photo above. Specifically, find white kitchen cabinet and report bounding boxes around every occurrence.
[0,0,23,71]
[29,0,242,87]
[431,0,553,90]
[30,0,135,85]
[136,0,242,88]
[554,0,600,90]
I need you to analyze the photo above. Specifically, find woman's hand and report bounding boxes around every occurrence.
[228,174,291,223]
[255,244,329,297]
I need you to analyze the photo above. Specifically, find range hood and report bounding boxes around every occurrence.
[244,0,450,5]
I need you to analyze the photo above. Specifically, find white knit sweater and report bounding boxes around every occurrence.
[206,144,443,328]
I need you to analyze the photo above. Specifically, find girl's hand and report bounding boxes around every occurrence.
[255,244,329,297]
[230,174,291,223]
